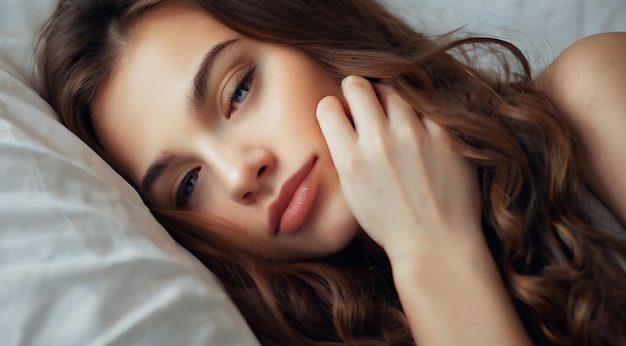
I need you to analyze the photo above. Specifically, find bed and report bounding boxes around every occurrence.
[1,0,624,344]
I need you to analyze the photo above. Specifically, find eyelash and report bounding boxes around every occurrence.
[225,64,257,117]
[176,167,201,209]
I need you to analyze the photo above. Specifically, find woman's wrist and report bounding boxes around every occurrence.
[390,234,496,296]
[383,223,486,270]
[388,230,533,345]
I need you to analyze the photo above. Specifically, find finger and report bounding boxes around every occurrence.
[373,83,427,139]
[341,75,387,139]
[316,95,356,163]
[422,116,450,145]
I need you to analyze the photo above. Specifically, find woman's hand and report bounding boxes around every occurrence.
[317,76,533,346]
[316,75,483,262]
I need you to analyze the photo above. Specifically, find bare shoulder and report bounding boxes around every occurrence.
[536,32,626,98]
[536,32,626,226]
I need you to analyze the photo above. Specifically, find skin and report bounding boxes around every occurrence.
[536,32,626,226]
[95,3,359,259]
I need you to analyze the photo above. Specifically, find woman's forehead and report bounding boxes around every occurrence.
[94,4,236,182]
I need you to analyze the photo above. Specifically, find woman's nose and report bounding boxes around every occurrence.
[214,147,274,203]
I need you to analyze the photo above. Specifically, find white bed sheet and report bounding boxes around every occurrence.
[384,0,626,72]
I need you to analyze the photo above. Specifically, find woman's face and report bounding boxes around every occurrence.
[95,4,359,259]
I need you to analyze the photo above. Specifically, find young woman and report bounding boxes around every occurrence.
[37,0,626,344]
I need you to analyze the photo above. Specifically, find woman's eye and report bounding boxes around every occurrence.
[232,82,250,103]
[176,167,200,209]
[226,65,256,116]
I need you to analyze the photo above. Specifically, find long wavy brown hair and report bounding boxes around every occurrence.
[37,0,626,344]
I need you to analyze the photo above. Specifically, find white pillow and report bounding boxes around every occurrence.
[0,1,259,345]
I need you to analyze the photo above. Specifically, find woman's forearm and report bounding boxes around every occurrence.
[390,236,532,346]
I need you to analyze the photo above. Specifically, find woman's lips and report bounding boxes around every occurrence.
[268,157,318,236]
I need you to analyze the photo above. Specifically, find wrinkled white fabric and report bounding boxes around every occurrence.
[381,0,626,74]
[0,0,624,345]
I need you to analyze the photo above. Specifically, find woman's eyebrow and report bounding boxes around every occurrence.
[189,38,242,109]
[141,151,176,197]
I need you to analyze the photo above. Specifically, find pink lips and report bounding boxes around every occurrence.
[268,157,318,236]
